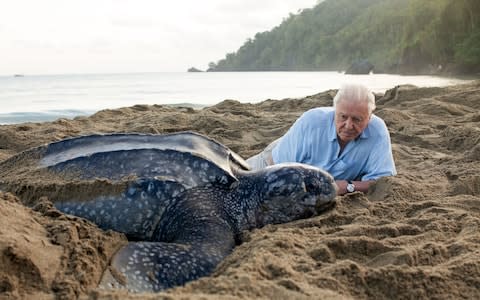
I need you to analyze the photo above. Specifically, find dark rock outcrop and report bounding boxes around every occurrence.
[345,59,374,74]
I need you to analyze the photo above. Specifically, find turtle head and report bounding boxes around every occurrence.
[254,163,337,227]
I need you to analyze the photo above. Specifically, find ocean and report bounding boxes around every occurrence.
[0,72,471,124]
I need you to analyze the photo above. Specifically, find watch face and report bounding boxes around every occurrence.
[347,183,355,193]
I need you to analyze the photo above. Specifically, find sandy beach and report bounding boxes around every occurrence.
[1,81,480,299]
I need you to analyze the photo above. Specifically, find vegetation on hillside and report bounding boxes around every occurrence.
[208,0,480,74]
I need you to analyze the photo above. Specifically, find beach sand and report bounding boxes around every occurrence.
[1,81,479,299]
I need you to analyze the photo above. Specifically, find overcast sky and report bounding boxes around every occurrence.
[0,0,318,75]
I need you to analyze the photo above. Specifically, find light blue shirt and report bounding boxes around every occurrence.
[272,107,396,181]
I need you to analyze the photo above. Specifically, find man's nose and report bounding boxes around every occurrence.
[345,118,354,129]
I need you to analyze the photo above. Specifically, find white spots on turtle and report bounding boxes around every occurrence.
[266,179,287,194]
[265,172,279,183]
[142,281,151,290]
[147,182,155,193]
[77,204,86,212]
[145,209,154,218]
[126,196,133,204]
[173,164,181,172]
[141,255,151,262]
[127,187,136,196]
[200,162,209,171]
[238,186,251,197]
[151,166,163,174]
[155,190,165,199]
[192,160,200,168]
[303,195,317,206]
[171,189,181,198]
[131,254,138,263]
[218,175,229,184]
[142,220,153,232]
[131,214,142,228]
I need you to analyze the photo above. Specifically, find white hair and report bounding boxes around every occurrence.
[333,83,376,114]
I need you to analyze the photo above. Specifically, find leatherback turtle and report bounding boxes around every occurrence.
[0,131,337,293]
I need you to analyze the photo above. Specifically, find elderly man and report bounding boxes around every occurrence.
[247,83,396,195]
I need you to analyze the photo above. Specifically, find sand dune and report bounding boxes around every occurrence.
[0,81,479,299]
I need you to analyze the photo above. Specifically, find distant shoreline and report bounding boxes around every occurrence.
[3,70,480,78]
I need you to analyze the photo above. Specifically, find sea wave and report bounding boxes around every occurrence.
[0,110,94,125]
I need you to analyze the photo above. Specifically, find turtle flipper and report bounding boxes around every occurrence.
[99,241,226,293]
[100,200,236,293]
[40,132,247,185]
[47,148,236,188]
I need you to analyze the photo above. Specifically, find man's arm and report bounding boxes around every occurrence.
[361,117,397,181]
[272,109,320,164]
[335,180,375,196]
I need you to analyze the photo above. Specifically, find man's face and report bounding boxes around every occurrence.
[335,99,370,144]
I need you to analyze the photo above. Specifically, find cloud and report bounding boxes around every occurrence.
[0,0,317,74]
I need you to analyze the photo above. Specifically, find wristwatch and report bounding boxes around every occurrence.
[346,180,355,193]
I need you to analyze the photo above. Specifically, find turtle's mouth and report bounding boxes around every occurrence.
[301,178,337,213]
[300,193,336,215]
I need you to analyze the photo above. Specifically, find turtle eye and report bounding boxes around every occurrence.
[304,177,319,193]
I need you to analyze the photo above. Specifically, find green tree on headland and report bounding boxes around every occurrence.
[208,0,480,74]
